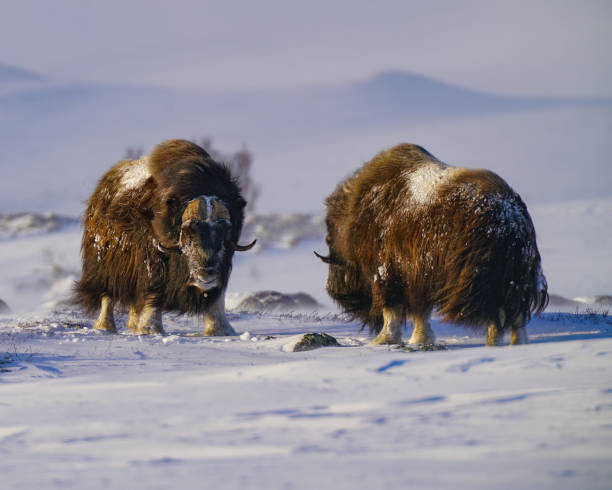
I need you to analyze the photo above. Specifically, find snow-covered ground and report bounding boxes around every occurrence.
[2,4,610,487]
[1,310,611,490]
[1,202,611,490]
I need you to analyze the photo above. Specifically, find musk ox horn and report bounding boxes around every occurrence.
[232,239,257,252]
[156,241,182,254]
[313,251,336,264]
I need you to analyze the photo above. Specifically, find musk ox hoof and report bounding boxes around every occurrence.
[204,318,237,337]
[371,332,403,345]
[486,326,504,346]
[134,325,164,335]
[408,332,436,345]
[93,318,117,333]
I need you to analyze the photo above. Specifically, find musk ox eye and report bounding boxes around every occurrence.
[165,197,177,208]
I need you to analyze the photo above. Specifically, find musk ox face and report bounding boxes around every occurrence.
[179,196,233,292]
[155,195,256,292]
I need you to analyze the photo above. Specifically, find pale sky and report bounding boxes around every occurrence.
[1,0,610,97]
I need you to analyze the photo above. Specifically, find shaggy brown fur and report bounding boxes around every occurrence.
[74,139,252,334]
[318,143,548,345]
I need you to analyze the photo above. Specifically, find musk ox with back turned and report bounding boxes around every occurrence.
[316,143,547,346]
[75,139,256,335]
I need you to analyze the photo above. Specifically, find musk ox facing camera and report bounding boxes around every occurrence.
[75,139,256,336]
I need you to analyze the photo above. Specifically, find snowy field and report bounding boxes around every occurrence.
[1,203,611,490]
[1,3,611,488]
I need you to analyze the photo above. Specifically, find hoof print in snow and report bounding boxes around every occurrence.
[404,343,447,352]
[236,290,320,313]
[292,333,340,352]
[0,299,10,314]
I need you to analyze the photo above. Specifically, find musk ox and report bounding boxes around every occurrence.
[316,143,547,346]
[74,139,256,335]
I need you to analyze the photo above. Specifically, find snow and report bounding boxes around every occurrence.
[0,213,78,240]
[1,309,611,489]
[119,157,150,191]
[1,202,611,489]
[406,160,458,205]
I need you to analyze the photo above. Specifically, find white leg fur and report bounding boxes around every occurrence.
[486,323,504,346]
[127,305,139,334]
[486,308,506,346]
[371,306,403,345]
[134,296,164,335]
[93,295,117,333]
[510,313,528,345]
[408,311,435,344]
[204,291,236,336]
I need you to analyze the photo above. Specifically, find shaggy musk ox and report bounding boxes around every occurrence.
[316,144,548,346]
[74,139,256,335]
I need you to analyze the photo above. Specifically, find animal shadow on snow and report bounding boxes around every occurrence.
[426,311,612,349]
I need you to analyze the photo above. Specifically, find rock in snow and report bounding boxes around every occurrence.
[235,290,320,313]
[291,332,340,352]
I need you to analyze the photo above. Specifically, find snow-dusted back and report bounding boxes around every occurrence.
[119,157,150,191]
[406,160,459,205]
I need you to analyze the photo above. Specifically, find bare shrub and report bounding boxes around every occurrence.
[198,137,260,212]
[123,146,144,160]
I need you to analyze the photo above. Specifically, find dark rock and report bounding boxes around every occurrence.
[292,332,340,352]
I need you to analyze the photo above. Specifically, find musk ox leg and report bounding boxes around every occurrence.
[486,324,504,346]
[204,291,236,336]
[137,300,164,335]
[128,296,164,335]
[93,295,117,333]
[371,306,403,345]
[127,305,140,334]
[510,313,528,345]
[486,309,506,346]
[408,311,435,345]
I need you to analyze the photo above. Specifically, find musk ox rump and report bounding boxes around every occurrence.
[75,139,255,335]
[317,143,547,346]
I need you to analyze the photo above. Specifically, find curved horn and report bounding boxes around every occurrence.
[156,240,182,254]
[232,239,257,252]
[314,251,335,264]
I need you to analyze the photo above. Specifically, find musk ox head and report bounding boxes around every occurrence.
[156,195,256,292]
[141,139,255,292]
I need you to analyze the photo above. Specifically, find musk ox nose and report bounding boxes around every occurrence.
[188,265,220,292]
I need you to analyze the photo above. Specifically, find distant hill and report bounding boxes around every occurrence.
[0,63,43,83]
[0,69,610,214]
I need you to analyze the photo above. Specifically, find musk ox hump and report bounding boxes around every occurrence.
[405,160,463,206]
[118,156,151,192]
